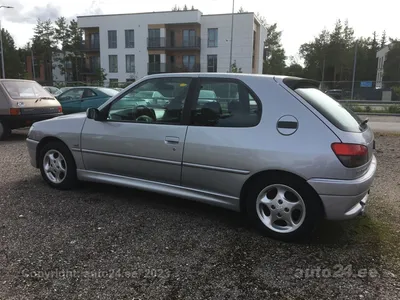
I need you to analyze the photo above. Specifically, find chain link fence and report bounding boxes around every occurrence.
[320,81,400,101]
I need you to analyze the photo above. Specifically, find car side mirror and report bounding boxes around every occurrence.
[86,107,101,121]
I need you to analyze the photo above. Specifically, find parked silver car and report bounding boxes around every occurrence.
[26,73,377,242]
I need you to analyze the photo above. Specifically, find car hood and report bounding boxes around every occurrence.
[55,112,87,120]
[29,112,88,142]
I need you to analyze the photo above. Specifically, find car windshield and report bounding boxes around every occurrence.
[295,87,364,132]
[96,87,119,97]
[2,81,50,99]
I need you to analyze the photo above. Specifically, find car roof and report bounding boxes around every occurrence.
[143,72,279,80]
[0,79,39,83]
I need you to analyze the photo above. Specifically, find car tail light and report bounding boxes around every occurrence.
[331,143,368,168]
[58,106,63,113]
[10,108,20,115]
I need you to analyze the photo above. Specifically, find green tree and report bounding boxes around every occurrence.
[67,19,84,82]
[54,17,71,78]
[263,23,286,75]
[32,19,56,83]
[380,30,387,48]
[0,29,24,78]
[238,6,246,13]
[230,60,242,73]
[285,56,304,77]
[94,67,107,86]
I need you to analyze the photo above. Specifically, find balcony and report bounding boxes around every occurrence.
[148,63,200,75]
[80,41,100,52]
[147,37,201,50]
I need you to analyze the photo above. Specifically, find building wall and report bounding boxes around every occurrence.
[78,11,202,81]
[200,13,255,73]
[77,10,266,82]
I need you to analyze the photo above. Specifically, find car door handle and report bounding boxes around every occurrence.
[165,136,179,144]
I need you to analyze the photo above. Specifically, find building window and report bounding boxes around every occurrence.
[148,29,161,47]
[126,55,135,73]
[183,55,196,71]
[90,33,99,49]
[183,29,196,47]
[109,55,118,73]
[148,54,161,73]
[108,30,117,48]
[125,30,134,48]
[208,28,218,47]
[89,56,100,71]
[207,55,217,72]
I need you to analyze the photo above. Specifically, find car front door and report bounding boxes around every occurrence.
[80,76,196,185]
[181,76,262,200]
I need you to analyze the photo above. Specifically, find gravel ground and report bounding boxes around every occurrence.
[1,130,400,300]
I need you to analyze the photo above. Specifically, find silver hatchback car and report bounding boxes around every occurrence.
[26,73,377,242]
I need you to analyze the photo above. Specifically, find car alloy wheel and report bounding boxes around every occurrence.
[43,149,68,184]
[256,184,306,234]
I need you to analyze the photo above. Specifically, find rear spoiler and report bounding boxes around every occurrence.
[281,77,320,90]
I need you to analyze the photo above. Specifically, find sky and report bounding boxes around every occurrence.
[0,0,399,59]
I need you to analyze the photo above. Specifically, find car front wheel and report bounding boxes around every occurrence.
[246,174,323,242]
[39,141,78,190]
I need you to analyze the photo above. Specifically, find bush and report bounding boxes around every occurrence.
[388,105,400,114]
[365,106,371,112]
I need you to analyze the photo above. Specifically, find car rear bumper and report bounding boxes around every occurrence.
[307,155,377,220]
[1,113,63,129]
[26,138,39,168]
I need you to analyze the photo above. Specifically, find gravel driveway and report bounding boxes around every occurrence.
[1,130,399,300]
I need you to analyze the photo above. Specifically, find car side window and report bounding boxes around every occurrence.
[59,89,84,101]
[82,89,97,98]
[106,77,192,124]
[191,79,261,127]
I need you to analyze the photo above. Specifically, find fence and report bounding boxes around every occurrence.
[320,81,400,101]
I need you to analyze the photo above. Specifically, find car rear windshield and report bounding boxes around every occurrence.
[2,81,50,99]
[294,87,365,133]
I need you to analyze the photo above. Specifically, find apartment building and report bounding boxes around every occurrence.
[76,10,267,83]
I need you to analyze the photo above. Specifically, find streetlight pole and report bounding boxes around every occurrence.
[0,5,13,79]
[228,0,235,73]
[351,40,358,100]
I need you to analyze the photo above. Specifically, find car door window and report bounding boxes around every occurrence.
[106,77,192,124]
[82,89,97,99]
[58,89,84,101]
[191,79,261,127]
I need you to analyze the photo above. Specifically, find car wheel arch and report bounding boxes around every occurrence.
[239,169,324,215]
[36,136,75,168]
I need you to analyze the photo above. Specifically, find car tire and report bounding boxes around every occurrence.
[39,141,79,190]
[245,174,323,242]
[0,121,11,141]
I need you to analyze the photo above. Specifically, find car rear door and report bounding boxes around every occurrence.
[58,88,84,114]
[181,76,263,202]
[81,88,105,111]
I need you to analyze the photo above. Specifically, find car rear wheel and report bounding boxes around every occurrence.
[39,141,78,190]
[246,174,323,242]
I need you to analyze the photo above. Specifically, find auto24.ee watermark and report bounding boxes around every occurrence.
[21,268,171,280]
[294,264,380,279]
